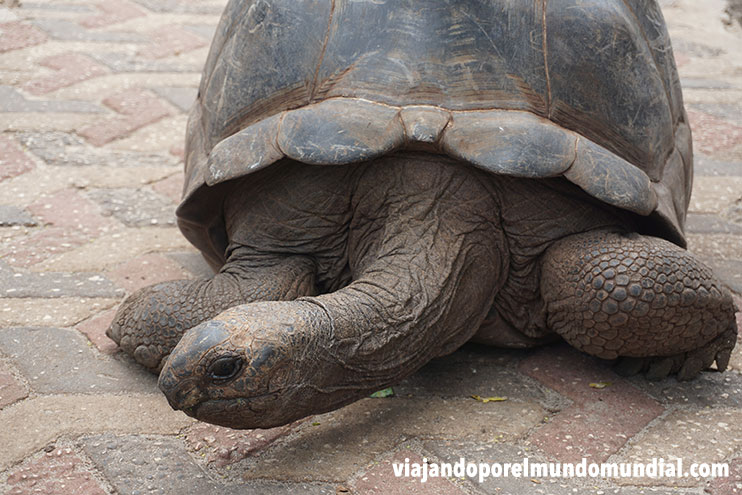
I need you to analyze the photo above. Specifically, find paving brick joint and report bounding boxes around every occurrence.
[0,0,741,494]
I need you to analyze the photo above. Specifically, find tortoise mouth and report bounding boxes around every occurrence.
[184,392,283,428]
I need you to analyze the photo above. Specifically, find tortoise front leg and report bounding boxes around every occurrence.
[540,230,737,380]
[107,251,316,372]
[157,157,508,428]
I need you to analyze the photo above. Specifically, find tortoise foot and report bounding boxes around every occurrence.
[613,322,738,381]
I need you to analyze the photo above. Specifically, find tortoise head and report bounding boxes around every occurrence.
[158,302,312,429]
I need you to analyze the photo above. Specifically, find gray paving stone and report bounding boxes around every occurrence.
[686,213,742,234]
[183,24,218,41]
[16,131,176,168]
[0,205,37,227]
[694,155,742,177]
[91,52,203,74]
[0,261,122,298]
[152,87,197,113]
[673,38,725,57]
[32,18,145,42]
[680,78,734,89]
[132,0,225,14]
[706,259,742,293]
[166,251,215,279]
[21,2,94,12]
[628,370,742,408]
[85,188,176,227]
[82,434,335,495]
[0,86,102,114]
[688,103,742,126]
[0,327,157,394]
[395,344,570,413]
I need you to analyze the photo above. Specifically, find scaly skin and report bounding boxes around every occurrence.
[107,253,316,371]
[541,230,737,380]
[108,153,738,428]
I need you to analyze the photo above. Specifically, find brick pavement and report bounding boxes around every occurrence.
[0,0,740,494]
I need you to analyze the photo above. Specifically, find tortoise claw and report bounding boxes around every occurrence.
[613,323,737,381]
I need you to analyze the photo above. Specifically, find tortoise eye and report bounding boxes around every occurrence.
[208,356,243,382]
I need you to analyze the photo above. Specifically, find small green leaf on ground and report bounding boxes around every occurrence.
[471,395,507,403]
[589,382,611,389]
[370,387,394,398]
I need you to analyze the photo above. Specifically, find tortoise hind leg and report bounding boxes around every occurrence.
[107,250,316,372]
[540,230,737,380]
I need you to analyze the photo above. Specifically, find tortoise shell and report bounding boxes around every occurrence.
[178,0,692,270]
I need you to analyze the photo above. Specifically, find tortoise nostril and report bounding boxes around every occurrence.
[209,356,243,381]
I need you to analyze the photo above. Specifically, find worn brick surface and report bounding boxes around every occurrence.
[0,205,36,227]
[0,21,47,53]
[34,227,192,272]
[184,422,297,467]
[0,326,156,393]
[32,18,144,43]
[107,252,191,292]
[520,344,665,464]
[240,396,544,482]
[688,110,742,156]
[26,188,118,235]
[78,89,172,146]
[0,133,36,182]
[0,263,121,298]
[616,408,742,486]
[0,361,28,410]
[706,457,742,495]
[0,85,102,114]
[0,0,740,493]
[23,53,107,95]
[0,394,193,470]
[82,434,336,495]
[16,131,177,168]
[0,297,117,327]
[138,26,207,60]
[85,187,176,227]
[75,307,118,354]
[2,227,91,267]
[151,172,184,203]
[5,447,107,495]
[79,0,145,29]
[353,451,466,495]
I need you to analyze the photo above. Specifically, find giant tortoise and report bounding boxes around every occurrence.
[108,0,738,429]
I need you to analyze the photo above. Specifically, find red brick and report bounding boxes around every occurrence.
[353,451,466,495]
[23,53,108,95]
[6,447,106,495]
[520,345,664,463]
[169,144,185,161]
[138,26,207,59]
[152,173,183,204]
[0,134,36,182]
[78,89,172,146]
[26,189,117,236]
[706,457,741,495]
[185,421,296,467]
[0,227,89,268]
[107,253,190,293]
[0,364,28,410]
[687,110,742,156]
[75,308,118,354]
[0,21,48,53]
[78,0,145,29]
